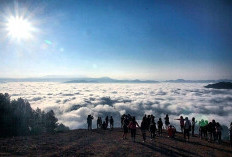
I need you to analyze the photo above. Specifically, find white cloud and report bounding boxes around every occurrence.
[0,82,231,134]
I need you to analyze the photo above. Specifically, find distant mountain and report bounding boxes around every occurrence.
[65,77,159,83]
[204,82,232,89]
[0,78,72,82]
[164,79,232,83]
[1,77,232,84]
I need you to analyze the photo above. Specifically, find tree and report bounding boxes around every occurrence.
[45,110,58,133]
[0,93,68,137]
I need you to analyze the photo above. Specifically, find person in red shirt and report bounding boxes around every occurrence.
[168,125,176,138]
[128,117,140,142]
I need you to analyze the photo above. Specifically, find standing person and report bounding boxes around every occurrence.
[184,117,191,141]
[164,114,170,129]
[215,122,222,143]
[212,120,217,141]
[99,117,102,128]
[157,118,163,136]
[207,122,213,142]
[199,120,208,139]
[98,117,102,129]
[87,115,94,130]
[230,122,232,147]
[150,117,156,140]
[97,117,101,129]
[147,115,151,130]
[191,117,196,137]
[110,116,114,129]
[175,116,184,133]
[121,114,125,128]
[141,117,147,142]
[128,117,140,142]
[122,116,129,139]
[199,119,204,139]
[105,116,109,128]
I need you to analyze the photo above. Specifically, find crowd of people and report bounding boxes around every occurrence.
[87,114,232,146]
[121,114,176,142]
[87,115,114,130]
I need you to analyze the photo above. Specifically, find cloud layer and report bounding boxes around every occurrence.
[0,82,231,134]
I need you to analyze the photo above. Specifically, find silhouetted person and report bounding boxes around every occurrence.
[184,117,191,141]
[207,122,213,142]
[100,117,102,127]
[122,116,129,139]
[105,116,109,128]
[212,119,216,141]
[157,118,163,136]
[143,114,147,120]
[175,116,184,133]
[141,117,147,142]
[110,116,114,129]
[147,115,151,130]
[128,117,140,142]
[230,122,232,147]
[149,117,156,140]
[97,117,102,129]
[121,114,125,128]
[199,119,208,139]
[164,114,170,129]
[191,117,196,137]
[127,114,132,121]
[87,115,94,130]
[215,122,222,143]
[102,121,107,130]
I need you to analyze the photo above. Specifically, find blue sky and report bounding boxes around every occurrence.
[0,0,231,80]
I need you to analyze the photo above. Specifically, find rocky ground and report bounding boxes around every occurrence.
[0,128,231,157]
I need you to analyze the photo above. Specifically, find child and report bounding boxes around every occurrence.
[168,125,176,138]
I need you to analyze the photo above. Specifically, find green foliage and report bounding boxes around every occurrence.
[55,123,70,132]
[0,93,68,137]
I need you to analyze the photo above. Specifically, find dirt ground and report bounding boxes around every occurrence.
[0,128,231,157]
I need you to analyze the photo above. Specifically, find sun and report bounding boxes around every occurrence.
[6,16,35,40]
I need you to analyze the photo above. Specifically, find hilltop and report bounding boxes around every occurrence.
[0,128,231,157]
[205,82,232,89]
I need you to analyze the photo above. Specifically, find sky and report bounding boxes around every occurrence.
[0,0,232,80]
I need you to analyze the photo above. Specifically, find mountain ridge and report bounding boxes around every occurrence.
[0,77,232,83]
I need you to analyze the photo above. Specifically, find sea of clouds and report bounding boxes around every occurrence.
[0,82,231,137]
